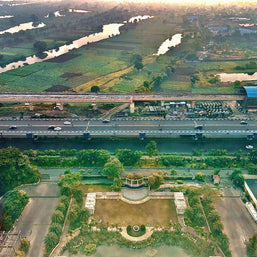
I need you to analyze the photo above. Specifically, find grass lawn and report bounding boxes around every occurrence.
[79,185,112,194]
[94,199,178,226]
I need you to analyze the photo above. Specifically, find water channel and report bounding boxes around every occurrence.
[0,137,253,153]
[0,21,45,35]
[64,245,190,257]
[154,33,182,56]
[0,15,154,73]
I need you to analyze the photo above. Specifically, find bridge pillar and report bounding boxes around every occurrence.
[26,133,33,139]
[92,103,97,110]
[160,100,165,107]
[191,101,195,108]
[139,132,145,140]
[56,103,63,111]
[83,132,91,140]
[130,102,135,113]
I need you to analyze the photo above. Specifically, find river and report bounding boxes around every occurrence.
[154,34,183,56]
[0,137,253,153]
[0,15,154,73]
[0,22,45,35]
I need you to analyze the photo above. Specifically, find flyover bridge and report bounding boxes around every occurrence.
[0,93,245,103]
[0,117,256,139]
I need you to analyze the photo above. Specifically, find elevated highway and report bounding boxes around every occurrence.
[0,118,256,139]
[0,93,245,103]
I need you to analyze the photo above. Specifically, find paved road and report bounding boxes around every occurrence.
[0,93,245,103]
[0,118,256,136]
[216,197,257,257]
[14,182,60,257]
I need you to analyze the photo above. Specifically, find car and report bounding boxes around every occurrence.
[63,121,71,125]
[48,125,56,130]
[195,125,203,130]
[102,119,110,123]
[240,121,248,125]
[54,127,62,131]
[9,125,17,130]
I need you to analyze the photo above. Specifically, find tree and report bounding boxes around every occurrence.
[33,41,47,53]
[148,173,163,189]
[195,172,206,182]
[134,61,143,70]
[73,189,83,204]
[103,158,124,178]
[91,85,100,93]
[146,140,159,157]
[246,233,257,257]
[49,223,63,237]
[56,202,66,213]
[51,210,64,224]
[20,238,30,253]
[249,149,257,164]
[44,232,59,250]
[231,169,245,189]
[115,149,142,166]
[0,147,40,195]
[111,178,123,191]
[84,244,96,254]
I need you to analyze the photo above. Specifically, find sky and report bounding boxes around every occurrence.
[95,0,257,5]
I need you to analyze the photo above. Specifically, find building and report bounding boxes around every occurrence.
[0,231,21,257]
[85,193,96,215]
[242,86,257,110]
[213,175,220,184]
[174,192,187,215]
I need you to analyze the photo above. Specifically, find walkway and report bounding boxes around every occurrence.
[120,227,153,242]
[50,198,76,257]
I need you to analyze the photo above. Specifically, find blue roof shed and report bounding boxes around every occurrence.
[243,86,257,98]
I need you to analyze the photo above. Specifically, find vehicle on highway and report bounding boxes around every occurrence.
[195,125,203,130]
[48,125,56,130]
[9,125,17,130]
[54,127,62,131]
[102,119,110,123]
[240,121,248,125]
[246,145,253,150]
[64,121,71,125]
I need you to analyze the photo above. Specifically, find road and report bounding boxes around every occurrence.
[14,182,60,257]
[0,93,245,103]
[0,118,256,137]
[216,197,257,257]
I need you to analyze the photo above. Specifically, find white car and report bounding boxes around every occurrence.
[63,121,71,125]
[54,127,62,131]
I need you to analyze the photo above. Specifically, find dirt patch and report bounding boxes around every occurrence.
[45,53,81,63]
[174,67,195,76]
[108,40,141,45]
[94,199,177,226]
[45,85,71,92]
[90,44,134,51]
[60,72,82,79]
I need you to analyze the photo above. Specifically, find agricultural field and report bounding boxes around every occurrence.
[94,199,177,226]
[1,2,257,94]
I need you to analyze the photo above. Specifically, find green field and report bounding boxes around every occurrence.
[94,199,178,226]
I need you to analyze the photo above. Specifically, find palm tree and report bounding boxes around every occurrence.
[49,223,63,237]
[44,232,58,250]
[51,210,64,224]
